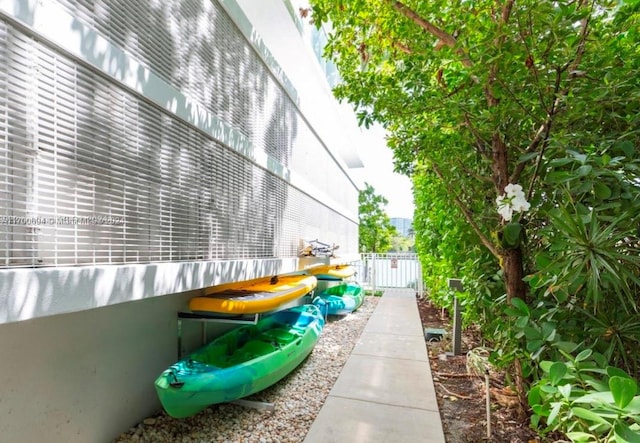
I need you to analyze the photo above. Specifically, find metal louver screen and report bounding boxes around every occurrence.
[0,1,359,268]
[52,0,357,212]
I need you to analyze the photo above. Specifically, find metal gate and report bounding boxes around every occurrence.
[353,253,424,295]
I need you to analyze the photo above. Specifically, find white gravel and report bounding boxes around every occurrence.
[113,296,379,443]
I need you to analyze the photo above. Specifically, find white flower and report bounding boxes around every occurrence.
[497,199,514,221]
[496,183,530,222]
[504,183,523,196]
[512,196,530,213]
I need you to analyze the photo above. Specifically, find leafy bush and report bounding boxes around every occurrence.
[529,347,640,442]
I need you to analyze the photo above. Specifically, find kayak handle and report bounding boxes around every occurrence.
[168,370,185,389]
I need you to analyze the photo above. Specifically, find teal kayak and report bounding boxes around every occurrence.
[154,304,324,418]
[312,282,364,316]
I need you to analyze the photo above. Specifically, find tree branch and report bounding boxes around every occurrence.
[516,8,550,114]
[389,0,473,67]
[393,40,412,55]
[464,113,490,156]
[510,3,593,186]
[390,0,455,46]
[484,0,516,108]
[456,158,493,184]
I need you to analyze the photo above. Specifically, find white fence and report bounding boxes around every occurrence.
[353,253,424,296]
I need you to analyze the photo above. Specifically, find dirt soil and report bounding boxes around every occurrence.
[416,297,541,443]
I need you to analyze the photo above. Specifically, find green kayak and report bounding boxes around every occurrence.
[312,282,364,316]
[154,304,324,418]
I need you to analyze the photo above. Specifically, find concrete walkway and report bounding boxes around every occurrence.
[304,288,446,443]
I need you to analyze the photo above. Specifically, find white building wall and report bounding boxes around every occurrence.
[0,291,196,443]
[0,0,363,441]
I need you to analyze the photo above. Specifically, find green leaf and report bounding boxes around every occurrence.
[553,342,580,353]
[575,349,593,362]
[502,222,523,248]
[549,158,574,167]
[608,367,633,379]
[540,361,554,373]
[549,362,568,386]
[565,431,597,442]
[610,376,637,409]
[525,273,545,289]
[593,182,612,199]
[526,339,544,353]
[592,353,608,368]
[574,392,614,404]
[504,307,523,317]
[614,140,636,159]
[535,253,553,269]
[540,385,559,394]
[524,326,542,340]
[530,414,541,429]
[586,408,620,419]
[510,297,530,316]
[558,383,572,400]
[532,403,549,416]
[518,151,540,163]
[614,421,640,443]
[541,322,557,341]
[576,165,593,176]
[571,407,611,427]
[624,397,640,414]
[569,151,588,163]
[548,401,562,425]
[515,315,529,328]
[528,385,542,406]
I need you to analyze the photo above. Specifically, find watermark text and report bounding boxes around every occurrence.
[1,216,125,226]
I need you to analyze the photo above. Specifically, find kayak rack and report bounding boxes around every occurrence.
[229,398,275,413]
[176,312,260,359]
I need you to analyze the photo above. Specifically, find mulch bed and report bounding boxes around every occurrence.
[416,296,541,443]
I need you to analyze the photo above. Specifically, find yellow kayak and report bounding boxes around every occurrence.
[189,274,318,315]
[305,264,356,281]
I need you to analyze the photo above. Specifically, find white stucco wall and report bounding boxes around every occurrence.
[0,258,297,325]
[0,289,208,442]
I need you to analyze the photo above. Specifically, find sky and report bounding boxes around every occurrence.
[349,124,415,220]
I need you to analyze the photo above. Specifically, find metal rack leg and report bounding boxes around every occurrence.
[229,399,275,412]
[177,318,183,359]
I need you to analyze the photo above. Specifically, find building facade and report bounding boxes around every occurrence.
[390,217,414,238]
[0,0,362,441]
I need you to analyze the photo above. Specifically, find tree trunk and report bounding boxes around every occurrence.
[492,132,529,412]
[502,245,528,412]
[491,133,509,194]
[502,247,526,303]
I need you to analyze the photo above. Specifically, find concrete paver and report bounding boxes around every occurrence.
[305,397,445,443]
[329,354,438,409]
[304,288,446,443]
[352,332,429,362]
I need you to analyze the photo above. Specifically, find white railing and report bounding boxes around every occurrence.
[351,253,424,296]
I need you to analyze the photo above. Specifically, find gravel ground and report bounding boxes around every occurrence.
[114,296,380,443]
